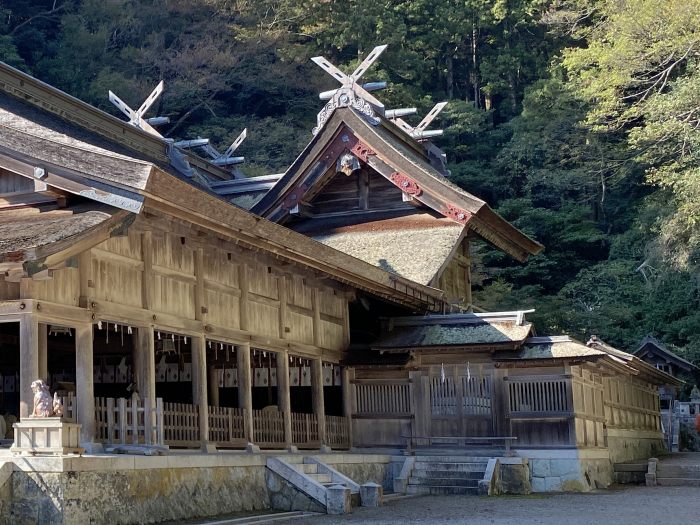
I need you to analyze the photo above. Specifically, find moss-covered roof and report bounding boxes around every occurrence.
[373,312,533,349]
[517,337,606,360]
[312,214,463,285]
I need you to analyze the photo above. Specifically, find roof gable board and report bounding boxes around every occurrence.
[254,107,542,262]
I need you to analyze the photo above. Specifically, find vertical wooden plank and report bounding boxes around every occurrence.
[19,314,39,419]
[78,249,92,308]
[194,248,206,323]
[238,264,249,331]
[75,323,96,446]
[312,289,321,347]
[141,232,153,310]
[118,397,127,444]
[237,343,254,442]
[278,276,288,340]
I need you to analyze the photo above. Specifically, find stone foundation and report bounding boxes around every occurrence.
[4,452,393,525]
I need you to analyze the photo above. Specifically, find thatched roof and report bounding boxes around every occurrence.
[372,311,533,351]
[311,214,463,285]
[0,203,122,263]
[516,336,606,360]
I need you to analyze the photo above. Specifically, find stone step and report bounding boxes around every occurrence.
[406,485,479,496]
[291,463,318,474]
[408,477,479,488]
[308,473,332,484]
[411,469,483,480]
[414,455,492,463]
[657,466,700,477]
[656,477,700,487]
[413,462,487,472]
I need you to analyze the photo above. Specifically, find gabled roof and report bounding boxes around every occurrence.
[253,107,543,262]
[633,335,699,373]
[0,64,448,312]
[0,61,234,185]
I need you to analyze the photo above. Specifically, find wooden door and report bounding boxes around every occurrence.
[428,369,494,437]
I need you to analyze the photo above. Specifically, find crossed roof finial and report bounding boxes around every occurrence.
[109,81,168,138]
[310,45,389,134]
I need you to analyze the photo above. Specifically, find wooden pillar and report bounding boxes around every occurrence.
[75,323,95,445]
[19,315,39,419]
[277,352,293,447]
[342,367,354,448]
[237,343,254,443]
[208,367,219,407]
[135,326,156,402]
[191,334,212,450]
[38,323,48,383]
[311,358,327,445]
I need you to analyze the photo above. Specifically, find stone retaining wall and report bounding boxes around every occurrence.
[6,453,393,525]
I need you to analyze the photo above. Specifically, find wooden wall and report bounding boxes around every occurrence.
[6,212,350,357]
[308,168,413,217]
[434,237,470,306]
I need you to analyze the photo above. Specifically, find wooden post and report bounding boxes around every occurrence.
[342,367,353,448]
[191,334,212,451]
[75,323,96,446]
[19,315,39,419]
[276,351,293,447]
[311,358,327,446]
[237,343,254,443]
[38,323,48,383]
[135,326,156,443]
[464,238,472,311]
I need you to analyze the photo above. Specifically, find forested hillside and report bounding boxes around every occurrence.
[2,0,699,360]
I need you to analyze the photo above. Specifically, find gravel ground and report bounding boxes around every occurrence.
[276,486,700,525]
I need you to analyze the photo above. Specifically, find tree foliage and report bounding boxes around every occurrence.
[1,0,698,361]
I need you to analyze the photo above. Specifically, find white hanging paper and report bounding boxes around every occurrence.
[301,366,311,387]
[254,368,269,387]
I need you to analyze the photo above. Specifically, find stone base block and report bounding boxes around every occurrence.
[12,418,83,455]
[319,444,332,454]
[246,442,261,453]
[360,482,383,507]
[326,484,351,514]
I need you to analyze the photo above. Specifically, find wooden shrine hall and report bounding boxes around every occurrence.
[0,45,676,466]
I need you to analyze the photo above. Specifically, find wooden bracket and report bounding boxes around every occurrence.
[389,171,422,196]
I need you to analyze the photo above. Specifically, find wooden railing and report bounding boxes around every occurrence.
[325,415,350,448]
[506,376,571,417]
[162,402,200,446]
[60,393,77,422]
[252,409,285,447]
[208,406,246,445]
[94,395,164,445]
[291,412,319,447]
[354,380,412,416]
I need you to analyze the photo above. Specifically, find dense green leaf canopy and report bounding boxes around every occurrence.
[2,0,698,362]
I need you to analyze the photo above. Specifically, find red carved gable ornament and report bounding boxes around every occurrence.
[350,141,376,162]
[389,172,422,196]
[444,204,472,224]
[281,184,308,211]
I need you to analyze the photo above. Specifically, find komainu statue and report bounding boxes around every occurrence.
[30,379,62,418]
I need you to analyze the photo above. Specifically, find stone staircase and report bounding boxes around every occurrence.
[406,456,489,496]
[266,456,364,514]
[655,459,700,486]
